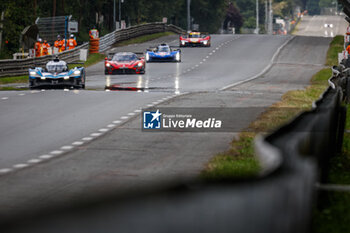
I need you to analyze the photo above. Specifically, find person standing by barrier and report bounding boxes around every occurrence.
[34,38,42,57]
[54,35,65,53]
[67,34,77,50]
[42,40,50,56]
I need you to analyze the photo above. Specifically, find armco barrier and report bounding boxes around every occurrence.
[0,23,185,78]
[1,69,347,233]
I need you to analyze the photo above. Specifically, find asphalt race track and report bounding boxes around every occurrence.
[295,15,347,37]
[0,17,336,218]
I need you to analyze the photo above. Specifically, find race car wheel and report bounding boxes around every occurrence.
[29,81,35,89]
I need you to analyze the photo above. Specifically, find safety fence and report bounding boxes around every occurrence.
[1,68,347,233]
[0,23,185,78]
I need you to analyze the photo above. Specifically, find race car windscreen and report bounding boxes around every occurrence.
[189,34,200,38]
[46,64,67,73]
[158,47,170,52]
[113,54,138,62]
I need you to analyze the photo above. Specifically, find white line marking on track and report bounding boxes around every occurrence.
[99,128,109,132]
[91,133,102,137]
[1,97,8,100]
[134,109,142,113]
[13,164,29,169]
[50,150,63,155]
[82,137,93,141]
[113,120,122,124]
[0,168,12,173]
[72,141,84,146]
[220,36,295,91]
[120,116,129,119]
[28,159,42,164]
[107,124,116,128]
[39,155,53,159]
[128,112,136,116]
[61,146,73,150]
[18,93,25,96]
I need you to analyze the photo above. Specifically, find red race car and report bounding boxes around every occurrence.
[105,52,145,75]
[180,31,211,47]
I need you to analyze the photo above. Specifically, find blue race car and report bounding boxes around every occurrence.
[145,44,181,62]
[29,57,86,89]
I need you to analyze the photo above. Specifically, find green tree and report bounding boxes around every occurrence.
[0,0,34,57]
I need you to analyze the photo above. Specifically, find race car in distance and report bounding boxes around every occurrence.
[28,57,85,89]
[180,31,211,47]
[145,44,181,62]
[105,52,145,75]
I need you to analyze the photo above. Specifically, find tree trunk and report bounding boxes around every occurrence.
[0,11,4,53]
[33,0,37,18]
[53,0,56,17]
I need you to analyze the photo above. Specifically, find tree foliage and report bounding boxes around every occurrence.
[0,0,233,57]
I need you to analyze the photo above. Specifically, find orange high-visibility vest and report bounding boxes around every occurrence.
[42,43,50,56]
[34,42,42,57]
[54,40,65,52]
[67,38,77,50]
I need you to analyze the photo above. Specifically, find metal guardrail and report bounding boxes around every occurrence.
[99,23,184,52]
[0,23,185,78]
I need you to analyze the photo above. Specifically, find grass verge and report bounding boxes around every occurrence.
[201,35,341,181]
[115,32,175,47]
[326,35,344,66]
[0,75,27,85]
[68,53,106,69]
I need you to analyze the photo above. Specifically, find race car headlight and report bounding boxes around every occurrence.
[181,41,186,45]
[40,76,46,80]
[136,63,143,67]
[202,40,208,45]
[146,53,150,61]
[73,70,81,75]
[30,71,37,76]
[106,63,111,67]
[176,53,180,61]
[64,76,70,80]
